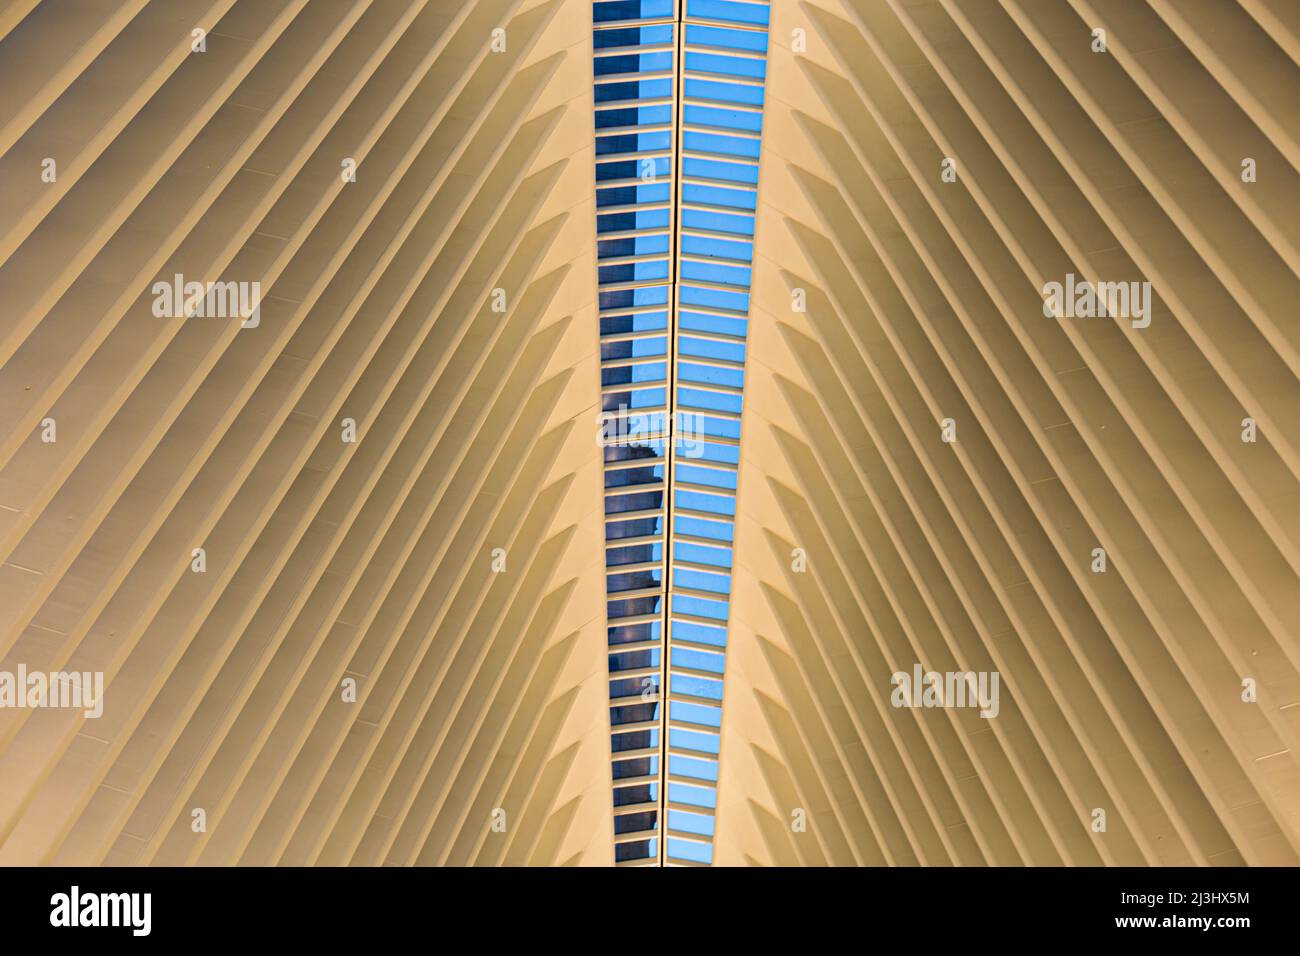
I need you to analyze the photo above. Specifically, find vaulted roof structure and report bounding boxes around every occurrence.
[0,0,1296,868]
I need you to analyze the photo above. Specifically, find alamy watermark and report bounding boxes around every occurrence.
[1043,273,1151,329]
[151,273,261,328]
[0,665,103,718]
[50,886,150,936]
[597,405,709,458]
[891,664,1000,719]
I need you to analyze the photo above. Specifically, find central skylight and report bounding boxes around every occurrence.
[592,0,770,867]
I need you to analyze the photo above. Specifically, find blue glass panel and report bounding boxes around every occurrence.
[668,810,716,837]
[682,182,756,210]
[681,440,740,465]
[594,0,675,23]
[672,568,730,594]
[674,463,737,490]
[687,0,770,26]
[667,838,712,863]
[677,387,743,416]
[601,311,669,335]
[683,156,759,186]
[680,285,750,313]
[686,23,768,53]
[684,103,762,132]
[673,515,733,541]
[671,700,723,728]
[683,129,761,157]
[597,77,674,103]
[672,647,726,674]
[684,77,764,106]
[680,205,754,233]
[680,259,752,286]
[685,51,766,79]
[678,333,745,359]
[596,51,675,75]
[671,592,730,620]
[681,233,753,260]
[599,234,671,257]
[679,310,747,338]
[673,541,732,567]
[669,754,720,781]
[677,361,744,388]
[595,24,675,48]
[596,130,673,155]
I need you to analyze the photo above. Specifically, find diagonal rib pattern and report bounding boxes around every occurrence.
[0,0,614,867]
[715,0,1300,867]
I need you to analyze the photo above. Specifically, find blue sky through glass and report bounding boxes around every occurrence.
[594,0,768,867]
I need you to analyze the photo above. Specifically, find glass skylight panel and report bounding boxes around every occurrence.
[594,0,768,867]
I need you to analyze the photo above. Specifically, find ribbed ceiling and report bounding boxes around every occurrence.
[0,0,611,866]
[0,0,1296,869]
[715,0,1300,866]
